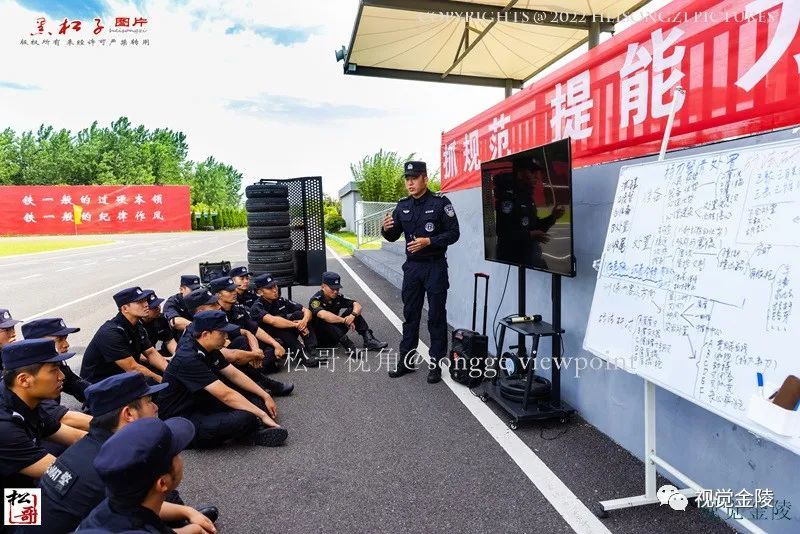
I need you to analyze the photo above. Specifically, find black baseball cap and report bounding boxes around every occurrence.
[179,275,202,290]
[93,417,195,500]
[193,310,239,334]
[404,161,427,177]
[146,291,165,309]
[230,266,250,278]
[184,288,219,314]
[322,272,342,289]
[84,371,169,416]
[113,287,154,308]
[21,318,80,339]
[252,273,277,289]
[208,276,237,293]
[1,338,74,369]
[0,309,21,329]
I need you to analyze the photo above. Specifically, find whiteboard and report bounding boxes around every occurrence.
[584,138,800,455]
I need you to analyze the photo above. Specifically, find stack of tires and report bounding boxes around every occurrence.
[245,182,294,286]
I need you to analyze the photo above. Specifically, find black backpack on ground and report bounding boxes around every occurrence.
[449,273,489,388]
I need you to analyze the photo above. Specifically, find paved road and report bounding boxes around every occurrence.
[0,231,734,534]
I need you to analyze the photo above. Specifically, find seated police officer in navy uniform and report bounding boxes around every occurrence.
[35,372,217,534]
[208,277,293,394]
[156,310,287,448]
[164,275,203,340]
[22,318,92,434]
[77,417,197,533]
[0,339,86,491]
[309,271,387,356]
[230,266,258,308]
[80,287,169,384]
[0,307,22,367]
[142,291,178,357]
[249,273,322,368]
[381,161,460,383]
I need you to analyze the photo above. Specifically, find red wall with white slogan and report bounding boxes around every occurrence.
[0,185,191,235]
[441,0,800,191]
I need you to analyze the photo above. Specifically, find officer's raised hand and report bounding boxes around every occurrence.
[407,237,431,254]
[382,213,394,231]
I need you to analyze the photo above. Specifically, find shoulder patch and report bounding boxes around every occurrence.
[444,204,455,217]
[311,299,321,308]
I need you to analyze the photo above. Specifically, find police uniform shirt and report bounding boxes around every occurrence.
[238,288,258,308]
[80,313,153,383]
[0,384,61,490]
[225,303,259,334]
[381,190,460,259]
[78,497,173,533]
[155,339,231,419]
[143,316,174,347]
[250,296,303,323]
[308,290,355,318]
[163,292,192,323]
[36,426,114,533]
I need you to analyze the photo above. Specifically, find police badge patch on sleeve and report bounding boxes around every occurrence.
[311,299,321,308]
[444,204,455,217]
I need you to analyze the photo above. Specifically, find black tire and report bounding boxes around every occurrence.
[247,251,293,264]
[247,226,291,239]
[247,260,294,272]
[247,212,290,227]
[246,183,289,199]
[248,238,292,252]
[249,264,294,277]
[245,197,290,212]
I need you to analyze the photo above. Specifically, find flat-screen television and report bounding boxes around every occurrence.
[480,138,575,277]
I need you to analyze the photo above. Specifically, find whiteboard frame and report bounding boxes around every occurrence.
[584,135,800,456]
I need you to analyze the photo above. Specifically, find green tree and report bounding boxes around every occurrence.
[350,149,414,202]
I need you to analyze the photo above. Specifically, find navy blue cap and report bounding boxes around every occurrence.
[230,266,250,278]
[184,288,219,314]
[179,275,202,290]
[146,291,165,309]
[1,338,74,369]
[113,287,154,308]
[0,309,21,329]
[208,276,237,293]
[193,310,239,334]
[252,273,277,289]
[404,161,427,177]
[21,318,80,339]
[322,271,342,289]
[93,417,195,499]
[85,371,169,416]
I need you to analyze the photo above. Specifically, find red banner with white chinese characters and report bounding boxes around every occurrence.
[0,186,190,235]
[441,0,800,192]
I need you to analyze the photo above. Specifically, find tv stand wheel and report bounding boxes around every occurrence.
[480,395,488,402]
[509,421,518,430]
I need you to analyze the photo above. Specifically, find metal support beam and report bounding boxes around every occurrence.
[505,79,513,98]
[344,64,523,89]
[362,0,615,32]
[588,21,601,49]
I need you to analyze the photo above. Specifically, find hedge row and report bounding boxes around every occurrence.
[190,207,247,230]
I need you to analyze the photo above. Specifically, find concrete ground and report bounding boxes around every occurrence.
[0,230,735,533]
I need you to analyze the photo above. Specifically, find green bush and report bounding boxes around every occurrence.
[325,211,346,233]
[191,211,197,230]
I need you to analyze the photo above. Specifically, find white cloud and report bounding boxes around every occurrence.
[0,0,501,196]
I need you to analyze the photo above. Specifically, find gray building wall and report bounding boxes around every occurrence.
[443,128,800,531]
[339,182,360,232]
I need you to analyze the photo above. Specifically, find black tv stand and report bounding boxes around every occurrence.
[477,268,575,429]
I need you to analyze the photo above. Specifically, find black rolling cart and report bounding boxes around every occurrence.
[477,271,575,430]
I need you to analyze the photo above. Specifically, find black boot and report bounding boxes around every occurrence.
[362,329,388,350]
[388,353,417,378]
[339,335,359,359]
[259,376,294,397]
[292,347,320,368]
[427,363,442,384]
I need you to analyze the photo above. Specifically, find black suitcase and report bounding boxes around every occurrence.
[449,273,489,388]
[199,261,231,284]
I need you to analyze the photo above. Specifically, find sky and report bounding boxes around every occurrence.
[0,0,505,196]
[0,0,670,197]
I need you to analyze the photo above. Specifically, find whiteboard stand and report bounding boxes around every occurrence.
[595,87,769,534]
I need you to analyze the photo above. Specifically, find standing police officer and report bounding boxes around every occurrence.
[381,161,460,383]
